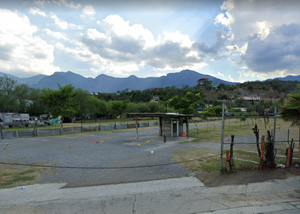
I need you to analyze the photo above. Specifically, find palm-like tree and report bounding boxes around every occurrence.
[280,84,300,127]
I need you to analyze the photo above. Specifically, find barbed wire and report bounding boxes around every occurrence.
[0,154,220,170]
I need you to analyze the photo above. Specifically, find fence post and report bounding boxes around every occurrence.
[0,124,2,139]
[220,103,225,171]
[230,135,235,172]
[273,107,277,142]
[34,122,37,137]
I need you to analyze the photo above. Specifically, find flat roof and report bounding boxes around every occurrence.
[128,113,194,118]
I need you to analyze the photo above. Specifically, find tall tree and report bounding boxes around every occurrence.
[168,92,202,114]
[40,84,79,125]
[0,75,30,112]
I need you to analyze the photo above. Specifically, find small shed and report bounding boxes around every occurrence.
[129,113,193,142]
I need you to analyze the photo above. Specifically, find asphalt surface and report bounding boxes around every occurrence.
[0,126,220,187]
[1,123,298,188]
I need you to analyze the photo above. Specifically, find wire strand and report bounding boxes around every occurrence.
[0,154,220,170]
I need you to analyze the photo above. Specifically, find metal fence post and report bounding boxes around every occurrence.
[273,107,277,155]
[273,107,277,141]
[220,103,225,171]
[299,127,300,163]
[0,124,2,139]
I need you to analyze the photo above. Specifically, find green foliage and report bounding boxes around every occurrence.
[40,84,80,122]
[281,84,300,127]
[238,79,298,93]
[108,100,129,119]
[0,75,30,113]
[168,92,202,114]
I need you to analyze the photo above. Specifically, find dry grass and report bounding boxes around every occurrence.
[0,165,46,189]
[175,118,298,173]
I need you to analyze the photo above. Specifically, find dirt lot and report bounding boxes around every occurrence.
[196,164,300,187]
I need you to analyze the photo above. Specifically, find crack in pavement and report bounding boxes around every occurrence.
[132,194,137,214]
[189,188,230,211]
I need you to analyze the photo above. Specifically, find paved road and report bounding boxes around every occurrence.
[1,176,299,214]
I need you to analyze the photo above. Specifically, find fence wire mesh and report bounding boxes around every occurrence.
[221,110,300,171]
[0,120,200,189]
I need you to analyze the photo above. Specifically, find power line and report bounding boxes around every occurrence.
[0,154,219,170]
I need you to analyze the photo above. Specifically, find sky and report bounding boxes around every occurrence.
[0,0,299,83]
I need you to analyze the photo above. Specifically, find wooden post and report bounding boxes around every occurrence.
[286,147,291,167]
[186,116,189,139]
[136,116,138,139]
[171,119,173,138]
[260,136,265,170]
[159,117,162,136]
[229,135,234,172]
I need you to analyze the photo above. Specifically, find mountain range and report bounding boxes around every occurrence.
[1,70,300,93]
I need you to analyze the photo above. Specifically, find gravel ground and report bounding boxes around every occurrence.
[0,127,204,187]
[1,123,297,188]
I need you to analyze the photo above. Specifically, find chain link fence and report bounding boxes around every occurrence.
[0,120,198,189]
[220,106,300,171]
[0,121,159,140]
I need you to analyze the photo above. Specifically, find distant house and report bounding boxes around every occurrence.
[151,95,160,102]
[197,78,209,85]
[205,104,213,108]
[242,96,260,102]
[212,83,219,89]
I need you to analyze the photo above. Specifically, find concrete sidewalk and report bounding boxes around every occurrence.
[1,176,300,214]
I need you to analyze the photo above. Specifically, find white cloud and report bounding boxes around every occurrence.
[34,0,50,7]
[103,15,156,48]
[50,14,83,30]
[59,15,207,76]
[216,0,300,78]
[226,75,235,82]
[44,28,69,40]
[50,14,68,29]
[28,7,46,17]
[53,0,81,9]
[155,73,167,77]
[214,12,234,27]
[83,5,96,15]
[216,72,224,77]
[0,9,59,76]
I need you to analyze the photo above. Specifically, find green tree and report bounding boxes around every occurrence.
[0,75,30,113]
[108,100,129,125]
[27,88,47,116]
[281,84,300,127]
[168,92,202,114]
[40,84,80,125]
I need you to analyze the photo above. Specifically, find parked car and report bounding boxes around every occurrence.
[36,121,45,126]
[44,120,52,125]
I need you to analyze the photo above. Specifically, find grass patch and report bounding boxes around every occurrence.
[185,118,299,144]
[173,147,290,174]
[0,165,46,189]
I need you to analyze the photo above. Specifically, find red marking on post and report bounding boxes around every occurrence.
[286,148,291,167]
[226,151,229,162]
